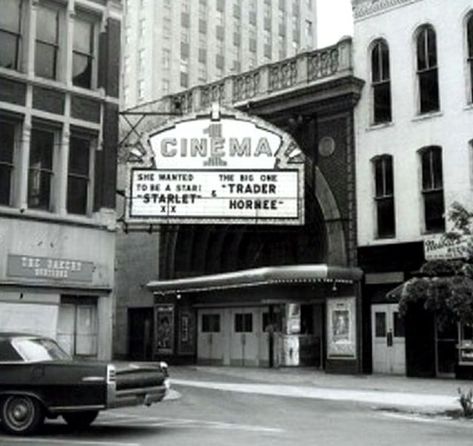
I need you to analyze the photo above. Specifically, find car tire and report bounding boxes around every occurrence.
[1,395,44,435]
[63,410,99,430]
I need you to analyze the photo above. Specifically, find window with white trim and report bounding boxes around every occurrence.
[420,146,445,232]
[67,134,92,215]
[35,4,60,80]
[416,25,440,114]
[28,127,55,211]
[0,0,23,71]
[467,13,473,103]
[0,119,17,206]
[73,14,97,89]
[373,155,395,238]
[371,39,392,124]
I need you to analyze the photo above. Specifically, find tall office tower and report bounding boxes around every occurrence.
[121,0,318,109]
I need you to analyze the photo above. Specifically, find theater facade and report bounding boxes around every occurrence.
[116,38,366,374]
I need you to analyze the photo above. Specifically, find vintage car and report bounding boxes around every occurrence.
[0,332,170,435]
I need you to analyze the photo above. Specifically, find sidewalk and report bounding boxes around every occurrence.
[169,366,473,412]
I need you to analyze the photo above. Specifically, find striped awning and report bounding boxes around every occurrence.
[147,264,363,295]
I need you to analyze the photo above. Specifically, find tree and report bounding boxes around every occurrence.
[398,202,473,329]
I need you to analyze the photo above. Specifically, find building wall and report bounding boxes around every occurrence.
[0,0,121,359]
[121,0,318,108]
[353,0,473,247]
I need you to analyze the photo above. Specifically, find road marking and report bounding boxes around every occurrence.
[97,411,284,433]
[171,379,458,409]
[377,411,473,428]
[0,437,139,446]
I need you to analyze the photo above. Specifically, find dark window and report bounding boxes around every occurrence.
[375,312,386,337]
[468,15,473,102]
[420,146,445,232]
[67,135,90,215]
[73,17,95,88]
[416,25,440,113]
[0,120,16,206]
[199,19,207,33]
[0,340,22,361]
[216,25,224,40]
[35,5,59,79]
[235,313,253,333]
[373,155,395,238]
[393,312,405,338]
[202,314,220,333]
[0,0,23,70]
[180,71,188,87]
[28,128,54,211]
[233,3,241,18]
[371,40,392,123]
[216,54,224,69]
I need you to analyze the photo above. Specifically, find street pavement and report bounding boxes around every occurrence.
[169,365,472,411]
[1,366,473,446]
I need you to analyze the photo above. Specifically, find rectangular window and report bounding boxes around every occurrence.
[372,41,392,124]
[67,135,91,215]
[35,5,59,80]
[162,78,170,94]
[73,16,95,89]
[235,313,253,333]
[305,20,312,41]
[202,314,220,333]
[417,27,440,113]
[279,9,286,36]
[28,128,55,211]
[0,120,16,206]
[374,155,395,238]
[162,48,170,69]
[375,312,386,337]
[57,297,98,357]
[468,16,473,103]
[138,79,145,100]
[0,0,23,71]
[421,147,445,232]
[180,72,188,88]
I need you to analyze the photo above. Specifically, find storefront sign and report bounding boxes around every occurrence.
[155,304,174,354]
[327,297,356,358]
[424,235,472,260]
[7,254,94,283]
[126,105,305,225]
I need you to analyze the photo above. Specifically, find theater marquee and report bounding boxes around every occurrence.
[125,105,305,225]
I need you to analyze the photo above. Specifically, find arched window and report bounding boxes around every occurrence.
[416,25,440,113]
[467,14,473,102]
[372,155,395,238]
[419,146,444,232]
[371,39,392,124]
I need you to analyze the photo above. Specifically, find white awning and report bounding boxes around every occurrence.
[147,264,363,295]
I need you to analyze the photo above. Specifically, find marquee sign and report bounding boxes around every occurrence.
[125,105,305,225]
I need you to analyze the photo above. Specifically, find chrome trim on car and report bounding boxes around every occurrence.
[82,376,106,382]
[48,404,105,414]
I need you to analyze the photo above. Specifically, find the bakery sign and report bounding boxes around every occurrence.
[126,104,305,225]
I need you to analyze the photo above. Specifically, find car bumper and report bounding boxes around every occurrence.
[107,380,170,409]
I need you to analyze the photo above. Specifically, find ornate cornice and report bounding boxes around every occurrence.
[352,0,422,20]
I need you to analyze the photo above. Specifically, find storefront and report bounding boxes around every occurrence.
[0,218,115,360]
[146,265,363,373]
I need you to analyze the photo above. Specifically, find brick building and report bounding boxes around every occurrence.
[0,0,122,359]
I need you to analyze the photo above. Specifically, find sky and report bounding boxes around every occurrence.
[316,0,354,48]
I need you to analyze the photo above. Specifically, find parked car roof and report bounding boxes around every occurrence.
[0,332,43,340]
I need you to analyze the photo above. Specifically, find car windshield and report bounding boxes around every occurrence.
[12,338,71,362]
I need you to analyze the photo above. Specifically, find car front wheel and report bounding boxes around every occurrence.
[1,395,44,435]
[63,410,99,430]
